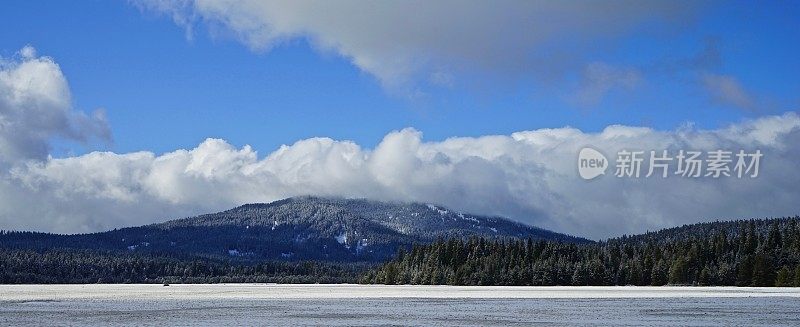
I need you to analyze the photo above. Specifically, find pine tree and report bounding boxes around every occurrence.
[668,257,687,285]
[698,265,711,286]
[794,265,800,287]
[736,255,753,286]
[751,253,775,287]
[775,266,792,287]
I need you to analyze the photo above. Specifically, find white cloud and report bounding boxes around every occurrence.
[19,45,37,59]
[2,112,799,239]
[0,46,111,162]
[134,0,703,94]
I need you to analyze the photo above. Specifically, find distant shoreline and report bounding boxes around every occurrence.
[3,284,800,300]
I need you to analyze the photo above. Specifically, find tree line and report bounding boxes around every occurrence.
[361,217,800,286]
[0,248,367,284]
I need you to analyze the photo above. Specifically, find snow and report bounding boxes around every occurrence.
[489,227,498,233]
[227,249,254,257]
[356,238,369,254]
[2,285,799,326]
[126,242,150,251]
[425,204,449,216]
[459,214,480,223]
[335,232,348,245]
[1,285,798,300]
[293,234,310,243]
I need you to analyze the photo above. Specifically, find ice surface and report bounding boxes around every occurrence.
[1,285,799,326]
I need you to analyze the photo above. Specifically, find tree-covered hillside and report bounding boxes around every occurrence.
[0,196,585,263]
[362,217,800,286]
[4,203,799,286]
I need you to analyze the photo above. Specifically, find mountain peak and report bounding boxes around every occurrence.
[3,197,588,262]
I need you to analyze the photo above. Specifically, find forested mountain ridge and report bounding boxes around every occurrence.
[363,216,800,287]
[0,196,584,262]
[615,218,797,244]
[3,213,799,285]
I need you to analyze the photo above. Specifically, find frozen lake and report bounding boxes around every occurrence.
[2,284,799,326]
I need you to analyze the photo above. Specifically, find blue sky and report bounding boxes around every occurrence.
[1,0,796,157]
[1,1,798,237]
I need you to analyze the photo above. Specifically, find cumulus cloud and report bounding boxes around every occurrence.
[133,0,703,94]
[0,46,111,162]
[2,112,799,239]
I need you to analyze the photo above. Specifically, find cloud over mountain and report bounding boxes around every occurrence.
[3,113,799,238]
[1,45,797,240]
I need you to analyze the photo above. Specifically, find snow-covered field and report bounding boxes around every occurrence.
[2,284,799,326]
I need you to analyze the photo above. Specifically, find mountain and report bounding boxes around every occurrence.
[0,196,587,262]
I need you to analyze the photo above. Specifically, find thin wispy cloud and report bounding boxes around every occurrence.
[571,62,643,107]
[702,73,758,111]
[134,0,705,97]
